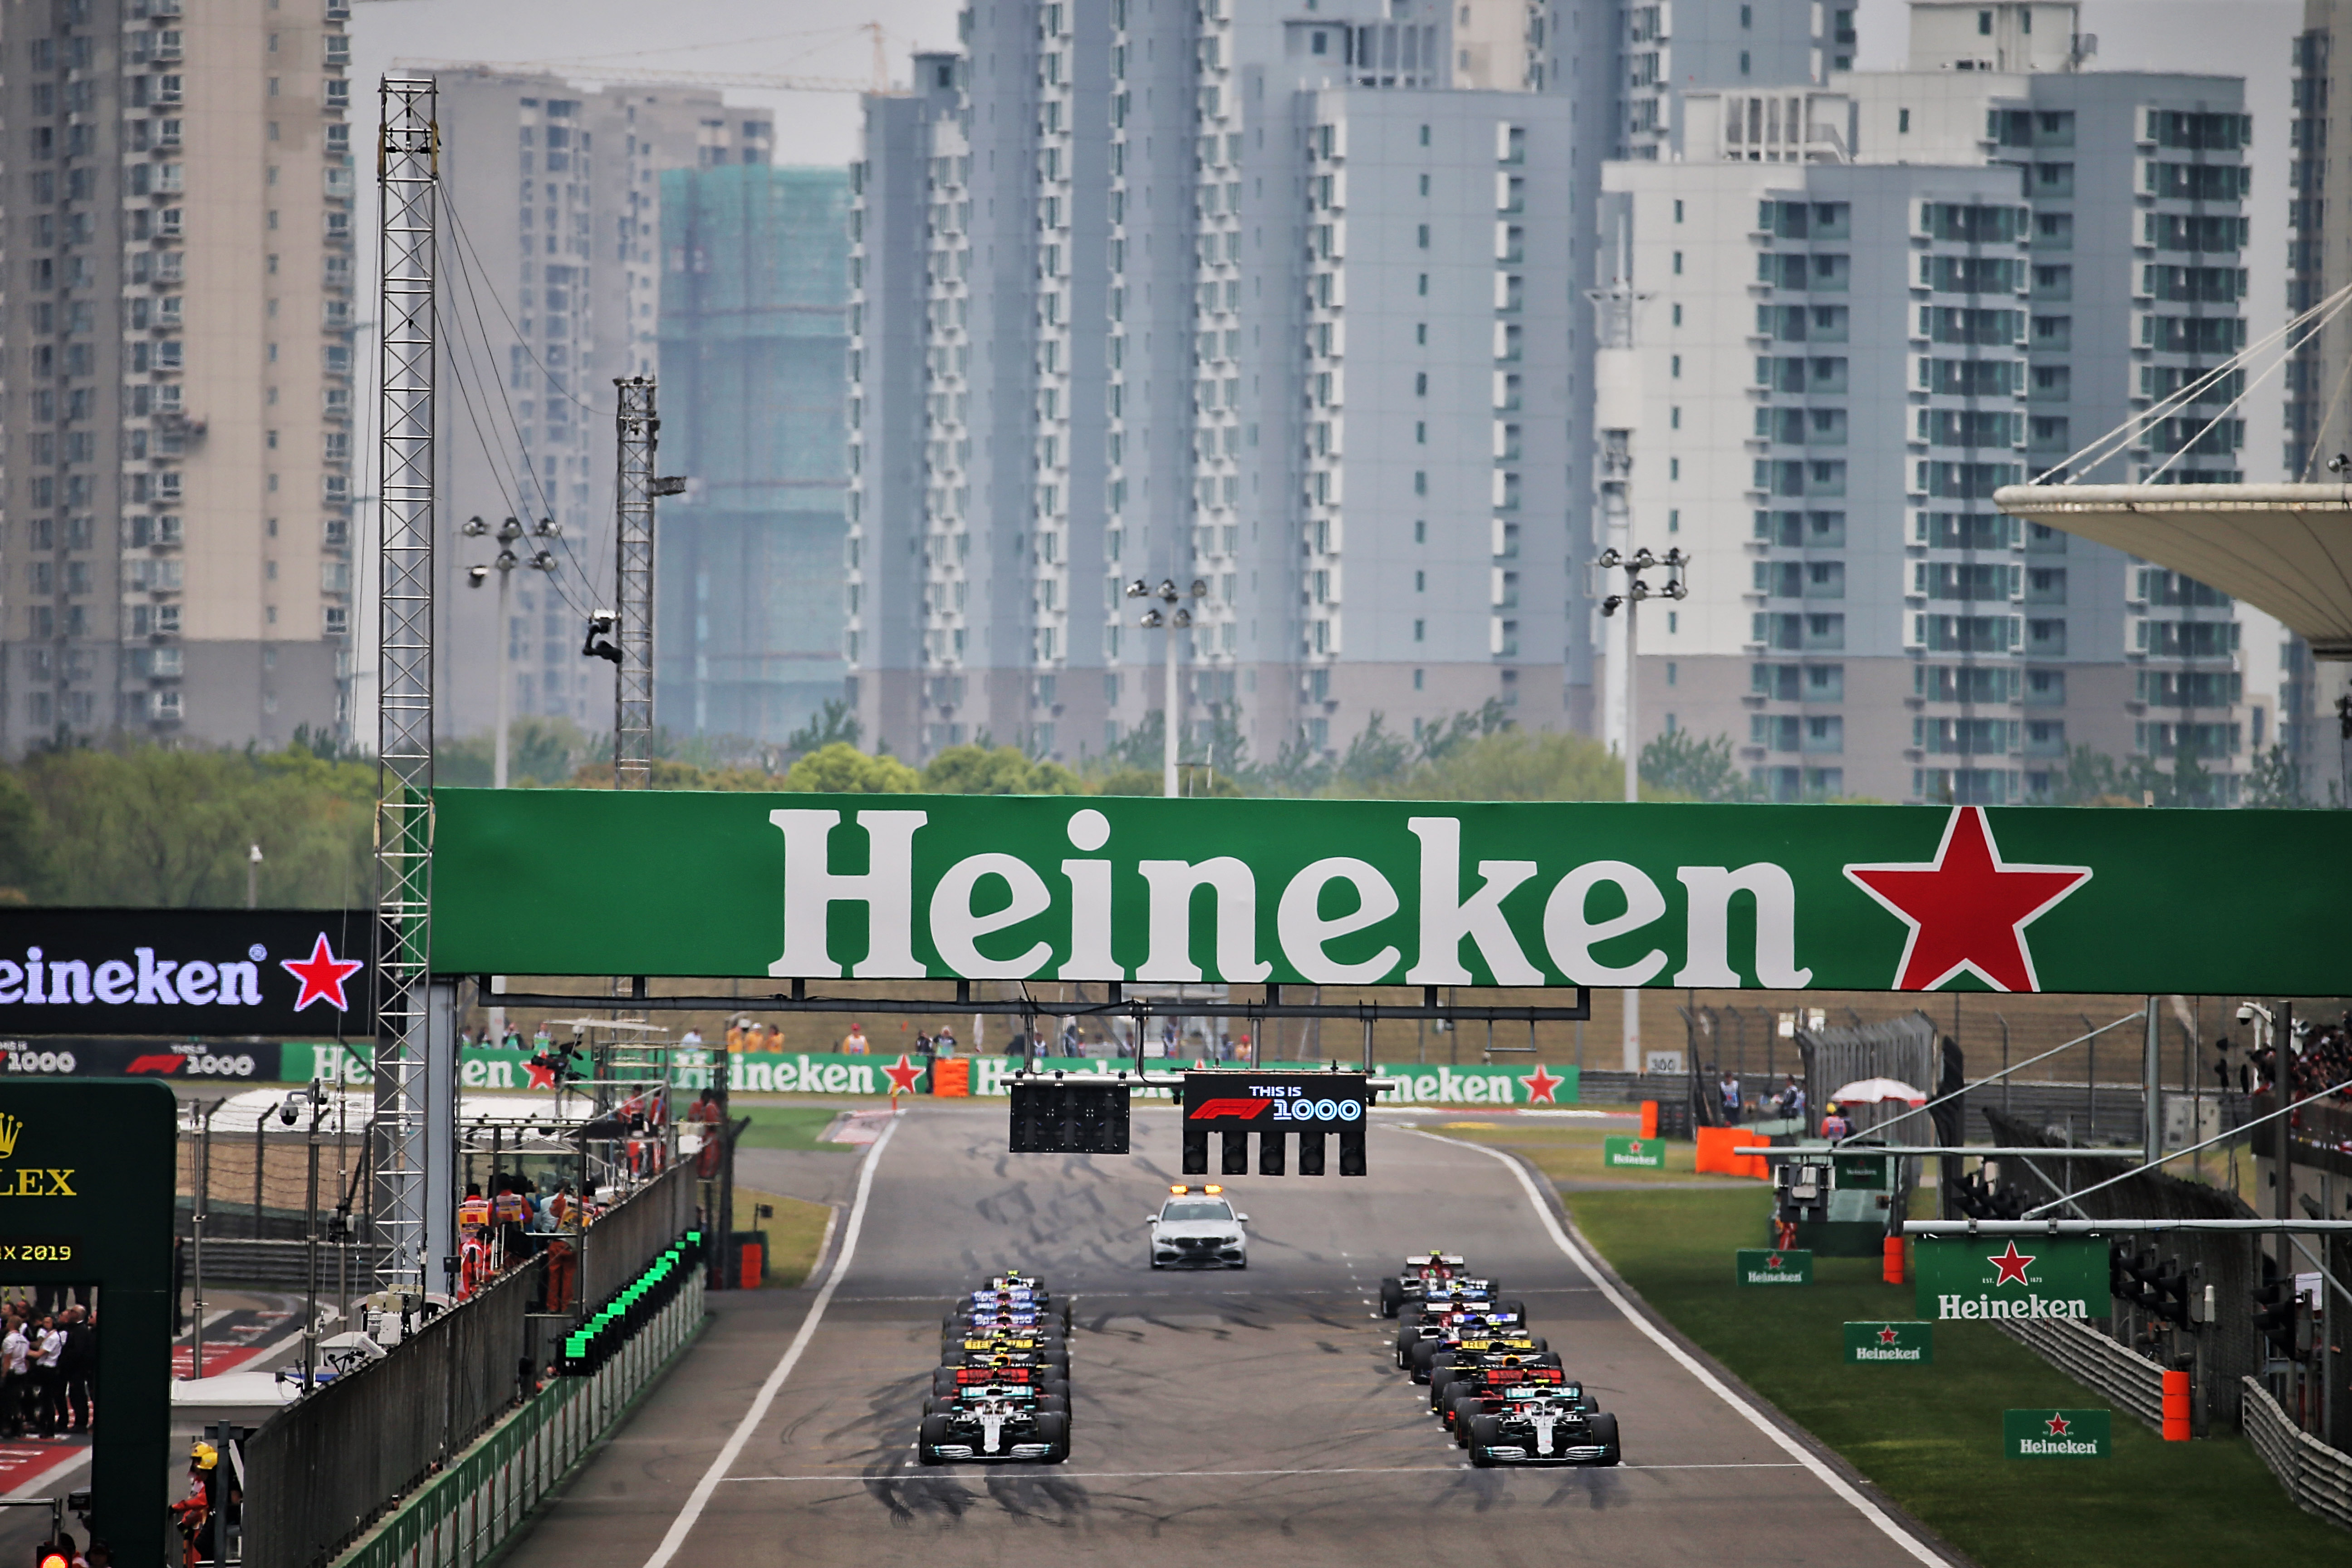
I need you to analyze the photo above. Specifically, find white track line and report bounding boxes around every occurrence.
[640,1114,901,1568]
[722,1462,1806,1482]
[1416,1132,1945,1568]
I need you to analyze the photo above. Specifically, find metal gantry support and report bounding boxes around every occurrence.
[612,377,662,789]
[373,74,439,1293]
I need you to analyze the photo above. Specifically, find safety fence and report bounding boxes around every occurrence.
[2244,1375,2352,1531]
[580,1166,695,1310]
[328,1264,704,1568]
[244,1259,544,1568]
[1997,1314,2166,1429]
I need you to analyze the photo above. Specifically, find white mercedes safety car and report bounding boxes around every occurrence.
[1146,1184,1250,1269]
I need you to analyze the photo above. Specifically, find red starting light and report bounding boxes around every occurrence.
[39,1546,70,1568]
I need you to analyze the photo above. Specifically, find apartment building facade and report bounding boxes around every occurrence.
[848,0,1635,767]
[427,70,770,740]
[0,0,353,753]
[1600,1,2261,803]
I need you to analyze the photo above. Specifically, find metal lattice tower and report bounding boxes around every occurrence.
[373,76,438,1291]
[612,377,658,788]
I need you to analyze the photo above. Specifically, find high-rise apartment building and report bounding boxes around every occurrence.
[427,69,770,739]
[0,0,354,752]
[652,163,852,742]
[1600,1,2261,803]
[2284,0,2352,791]
[848,0,1638,767]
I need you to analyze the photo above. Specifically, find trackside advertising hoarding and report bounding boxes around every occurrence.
[281,1043,1580,1106]
[431,792,2352,994]
[0,909,375,1036]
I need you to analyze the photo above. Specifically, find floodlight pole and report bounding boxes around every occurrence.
[373,74,439,1294]
[1597,547,1687,1071]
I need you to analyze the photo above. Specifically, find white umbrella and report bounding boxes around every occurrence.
[1829,1077,1926,1107]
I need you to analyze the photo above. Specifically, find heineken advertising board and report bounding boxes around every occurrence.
[1845,1321,1934,1363]
[1916,1235,2109,1321]
[431,792,2351,993]
[0,909,375,1036]
[1603,1135,1665,1169]
[1736,1248,1813,1285]
[2004,1409,2111,1459]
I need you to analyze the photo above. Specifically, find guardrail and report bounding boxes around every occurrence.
[2243,1375,2352,1530]
[329,1257,704,1568]
[1994,1314,2166,1429]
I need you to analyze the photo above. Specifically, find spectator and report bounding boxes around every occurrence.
[1780,1077,1806,1122]
[32,1312,63,1437]
[0,1312,24,1438]
[680,1027,704,1052]
[1717,1070,1742,1124]
[59,1304,93,1433]
[934,1026,958,1058]
[841,1022,870,1055]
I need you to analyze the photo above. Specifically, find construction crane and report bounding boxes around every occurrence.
[391,20,892,95]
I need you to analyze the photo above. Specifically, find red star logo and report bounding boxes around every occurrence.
[280,933,365,1012]
[1842,807,2090,992]
[1987,1240,2036,1288]
[1627,1140,1644,1155]
[1520,1063,1563,1103]
[1877,1326,1901,1345]
[525,1056,559,1090]
[2043,1412,2071,1437]
[1765,1254,1784,1269]
[883,1053,923,1094]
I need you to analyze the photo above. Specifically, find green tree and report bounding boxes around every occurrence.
[1333,713,1416,791]
[2247,744,2313,808]
[920,745,1083,795]
[784,698,860,757]
[1638,730,1750,802]
[1386,730,1626,801]
[779,742,920,794]
[0,771,51,900]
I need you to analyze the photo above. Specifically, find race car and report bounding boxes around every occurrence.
[1395,1303,1534,1369]
[1379,1253,1474,1318]
[916,1376,1069,1464]
[1431,1359,1571,1428]
[1462,1383,1620,1467]
[1410,1329,1553,1383]
[1398,1277,1521,1323]
[949,1287,1073,1333]
[928,1359,1068,1406]
[1146,1184,1250,1270]
[938,1332,1068,1381]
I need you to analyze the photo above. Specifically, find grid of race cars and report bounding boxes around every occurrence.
[1385,1250,1622,1466]
[914,1240,1620,1467]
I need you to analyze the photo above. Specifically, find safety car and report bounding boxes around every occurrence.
[1145,1184,1250,1270]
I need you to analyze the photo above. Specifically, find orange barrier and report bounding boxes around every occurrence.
[1639,1100,1659,1139]
[2162,1368,2191,1440]
[931,1057,972,1097]
[1881,1235,1908,1285]
[739,1240,765,1291]
[1693,1125,1769,1179]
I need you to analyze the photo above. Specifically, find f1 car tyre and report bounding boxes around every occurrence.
[1527,1336,1548,1353]
[932,1367,959,1398]
[1036,1411,1070,1463]
[1039,1392,1068,1416]
[917,1413,951,1465]
[1451,1398,1481,1444]
[1587,1413,1622,1466]
[1499,1298,1526,1318]
[1381,1278,1405,1317]
[1466,1415,1502,1467]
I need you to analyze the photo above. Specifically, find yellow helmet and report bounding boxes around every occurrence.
[190,1441,218,1470]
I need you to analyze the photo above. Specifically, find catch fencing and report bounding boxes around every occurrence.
[2244,1375,2352,1531]
[245,1171,701,1568]
[1997,1314,2166,1428]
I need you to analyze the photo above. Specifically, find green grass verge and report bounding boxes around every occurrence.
[732,1104,858,1152]
[1561,1184,2341,1563]
[734,1186,833,1288]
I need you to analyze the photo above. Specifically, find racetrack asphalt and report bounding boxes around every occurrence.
[499,1104,1957,1568]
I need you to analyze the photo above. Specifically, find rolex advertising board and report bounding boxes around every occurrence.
[1916,1236,2110,1321]
[430,792,2352,995]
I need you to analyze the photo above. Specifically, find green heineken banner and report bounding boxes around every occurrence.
[1603,1135,1665,1169]
[430,792,2352,993]
[1845,1321,1934,1364]
[2004,1408,2110,1459]
[1916,1235,2108,1320]
[1736,1248,1813,1285]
